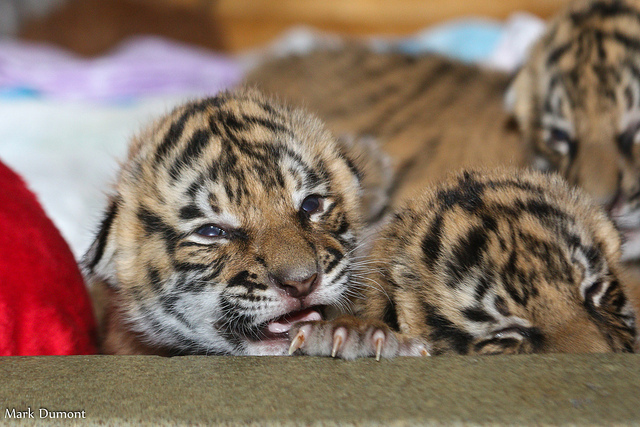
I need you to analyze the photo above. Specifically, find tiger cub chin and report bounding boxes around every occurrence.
[82,89,392,356]
[289,169,638,359]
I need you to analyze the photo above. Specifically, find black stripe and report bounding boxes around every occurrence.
[570,1,640,26]
[173,261,209,272]
[325,247,345,274]
[160,294,192,328]
[179,204,204,221]
[584,279,605,305]
[186,177,204,198]
[200,257,227,285]
[246,115,291,135]
[474,273,493,300]
[341,151,363,183]
[333,212,350,237]
[451,226,488,275]
[169,129,212,181]
[147,266,163,292]
[501,249,530,306]
[423,302,473,355]
[546,42,574,66]
[227,270,268,292]
[494,295,510,317]
[137,206,179,240]
[154,100,213,167]
[421,213,443,270]
[462,307,495,323]
[520,199,570,223]
[330,264,349,287]
[595,29,607,60]
[489,175,543,193]
[277,145,329,188]
[257,100,287,120]
[85,198,119,271]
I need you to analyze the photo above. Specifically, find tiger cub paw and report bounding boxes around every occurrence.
[288,315,430,360]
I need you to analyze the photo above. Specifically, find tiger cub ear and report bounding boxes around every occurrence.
[504,65,533,121]
[336,134,392,224]
[582,276,637,341]
[81,197,119,289]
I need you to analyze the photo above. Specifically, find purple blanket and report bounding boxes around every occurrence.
[0,36,242,101]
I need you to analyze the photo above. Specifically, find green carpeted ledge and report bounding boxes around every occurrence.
[1,354,639,425]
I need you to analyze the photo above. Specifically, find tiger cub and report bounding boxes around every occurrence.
[82,89,393,355]
[246,0,640,267]
[289,169,638,358]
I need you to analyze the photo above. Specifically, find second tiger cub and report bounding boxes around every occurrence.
[289,169,638,358]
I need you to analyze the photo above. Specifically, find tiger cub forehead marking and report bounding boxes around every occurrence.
[128,95,342,207]
[83,89,389,356]
[120,94,359,238]
[363,169,637,355]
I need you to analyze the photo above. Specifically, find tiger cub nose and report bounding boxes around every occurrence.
[272,271,319,298]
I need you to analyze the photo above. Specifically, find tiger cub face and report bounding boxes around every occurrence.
[82,90,389,356]
[510,0,640,259]
[362,169,637,355]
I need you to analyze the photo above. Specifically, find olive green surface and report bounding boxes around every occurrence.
[1,354,639,425]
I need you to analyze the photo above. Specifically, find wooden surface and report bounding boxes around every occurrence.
[20,0,224,56]
[212,0,572,51]
[20,0,572,55]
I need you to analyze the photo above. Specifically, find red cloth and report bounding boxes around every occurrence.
[0,160,97,355]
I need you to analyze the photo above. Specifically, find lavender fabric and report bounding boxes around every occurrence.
[0,36,242,101]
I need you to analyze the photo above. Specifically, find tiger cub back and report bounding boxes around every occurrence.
[246,48,525,205]
[290,169,637,358]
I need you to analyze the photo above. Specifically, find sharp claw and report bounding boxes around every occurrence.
[375,337,383,361]
[331,333,343,358]
[289,330,305,355]
[372,329,386,361]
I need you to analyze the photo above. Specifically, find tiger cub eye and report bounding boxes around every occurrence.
[195,224,228,238]
[301,195,323,215]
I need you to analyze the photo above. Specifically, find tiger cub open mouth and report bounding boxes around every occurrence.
[259,306,325,340]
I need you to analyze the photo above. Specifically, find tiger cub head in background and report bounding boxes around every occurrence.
[510,0,640,260]
[363,169,637,355]
[82,89,391,355]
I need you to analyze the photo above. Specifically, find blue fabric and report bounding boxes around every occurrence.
[395,19,503,62]
[0,86,40,99]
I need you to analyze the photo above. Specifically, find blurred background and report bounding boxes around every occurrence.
[5,0,570,54]
[0,0,571,259]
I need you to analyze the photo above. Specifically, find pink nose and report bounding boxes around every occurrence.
[272,272,318,298]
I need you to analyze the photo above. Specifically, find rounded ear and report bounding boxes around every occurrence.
[335,134,393,224]
[81,197,119,290]
[505,66,528,113]
[504,64,536,133]
[503,70,520,115]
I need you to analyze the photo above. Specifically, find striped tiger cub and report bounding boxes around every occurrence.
[289,169,638,359]
[246,0,640,266]
[82,89,394,355]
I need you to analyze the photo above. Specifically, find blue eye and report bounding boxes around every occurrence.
[546,128,573,156]
[301,195,323,214]
[550,128,570,142]
[195,224,227,238]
